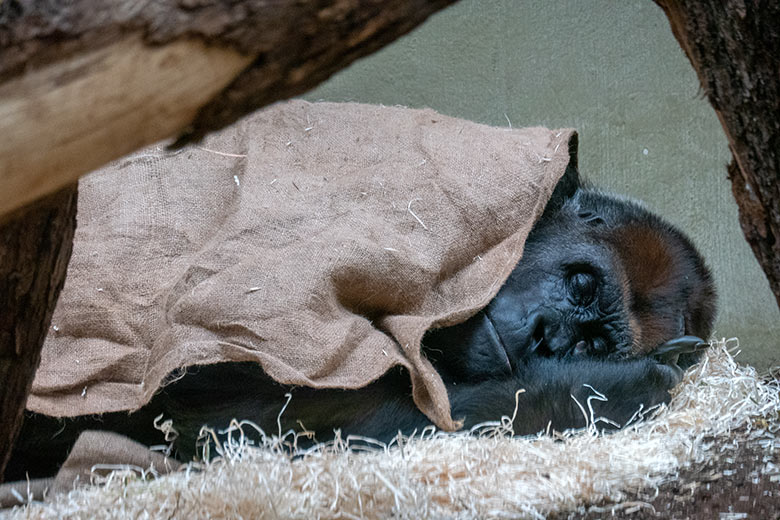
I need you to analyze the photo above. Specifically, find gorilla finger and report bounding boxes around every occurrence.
[651,336,708,363]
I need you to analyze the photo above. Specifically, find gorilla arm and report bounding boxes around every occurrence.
[454,356,681,435]
[158,340,694,461]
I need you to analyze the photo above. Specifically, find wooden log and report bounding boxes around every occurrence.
[0,185,78,481]
[0,0,457,218]
[0,36,251,223]
[654,0,780,310]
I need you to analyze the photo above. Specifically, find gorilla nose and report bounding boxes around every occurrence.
[529,313,558,356]
[527,311,576,357]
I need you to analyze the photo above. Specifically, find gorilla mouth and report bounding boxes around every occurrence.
[482,311,513,374]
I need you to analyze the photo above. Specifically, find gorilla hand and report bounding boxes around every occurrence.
[451,352,693,435]
[647,335,710,385]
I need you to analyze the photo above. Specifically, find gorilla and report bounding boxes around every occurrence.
[425,163,716,382]
[4,164,716,480]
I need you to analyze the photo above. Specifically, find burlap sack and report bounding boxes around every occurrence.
[28,100,575,430]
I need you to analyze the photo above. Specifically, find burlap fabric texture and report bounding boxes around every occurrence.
[28,100,576,430]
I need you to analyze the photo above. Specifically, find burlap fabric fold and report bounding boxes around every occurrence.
[28,100,575,430]
[0,430,180,508]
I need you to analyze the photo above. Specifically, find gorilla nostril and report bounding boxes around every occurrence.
[531,319,551,356]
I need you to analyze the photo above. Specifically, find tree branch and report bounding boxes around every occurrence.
[655,0,780,309]
[0,0,457,218]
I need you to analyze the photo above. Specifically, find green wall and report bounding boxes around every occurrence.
[303,0,780,369]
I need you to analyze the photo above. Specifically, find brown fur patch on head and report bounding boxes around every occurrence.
[608,224,691,355]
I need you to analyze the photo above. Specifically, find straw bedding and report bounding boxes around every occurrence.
[6,339,779,519]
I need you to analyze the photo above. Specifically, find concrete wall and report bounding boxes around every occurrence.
[303,0,780,369]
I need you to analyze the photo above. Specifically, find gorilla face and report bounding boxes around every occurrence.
[427,226,636,381]
[424,168,716,383]
[490,226,635,360]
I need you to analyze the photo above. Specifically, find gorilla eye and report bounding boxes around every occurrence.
[567,272,597,305]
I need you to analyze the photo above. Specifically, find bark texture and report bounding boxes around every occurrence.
[655,0,780,309]
[0,0,458,146]
[0,0,458,217]
[0,185,78,481]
